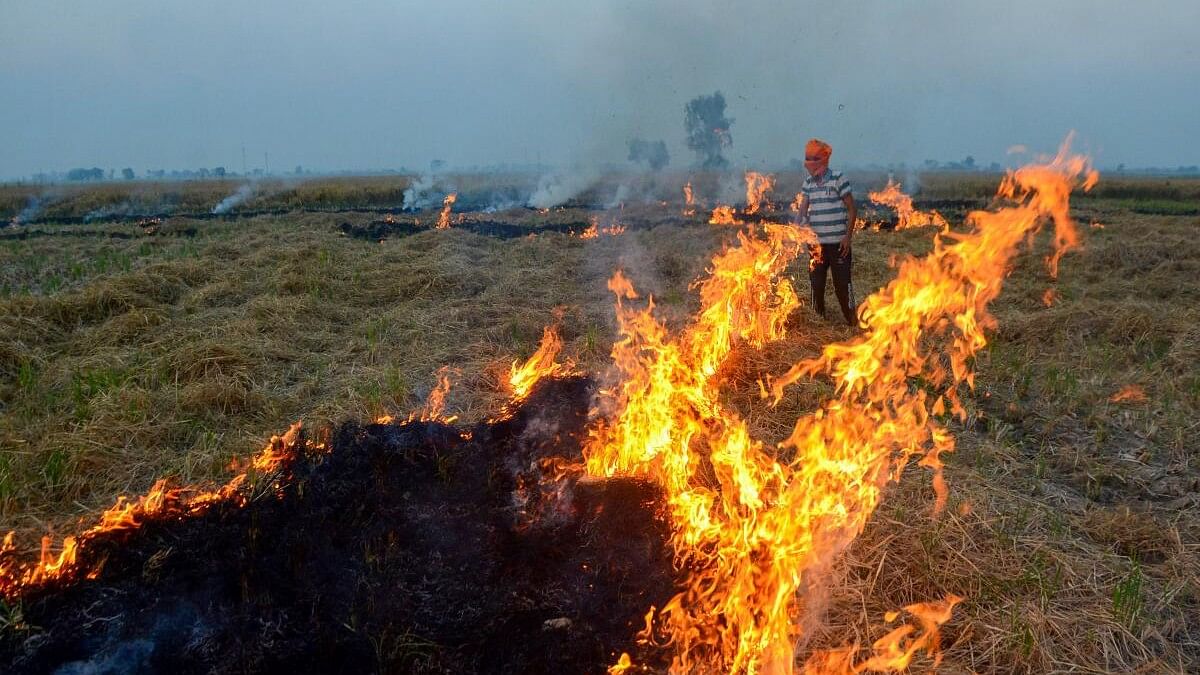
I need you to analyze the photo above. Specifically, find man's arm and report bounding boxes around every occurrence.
[840,193,856,256]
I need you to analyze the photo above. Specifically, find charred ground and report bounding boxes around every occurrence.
[1,376,677,674]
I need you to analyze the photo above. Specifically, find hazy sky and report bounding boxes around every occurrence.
[2,0,1197,178]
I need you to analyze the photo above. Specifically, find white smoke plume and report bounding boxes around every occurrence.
[212,184,256,214]
[527,170,599,209]
[402,173,439,210]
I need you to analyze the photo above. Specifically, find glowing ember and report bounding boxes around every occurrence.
[1109,384,1147,403]
[868,179,949,230]
[684,181,696,216]
[1042,287,1060,306]
[437,193,458,229]
[585,138,1096,673]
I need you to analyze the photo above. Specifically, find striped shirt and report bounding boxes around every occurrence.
[801,169,852,244]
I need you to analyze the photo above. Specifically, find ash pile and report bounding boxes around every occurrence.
[0,377,677,674]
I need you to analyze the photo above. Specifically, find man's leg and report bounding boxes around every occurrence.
[831,247,857,326]
[808,245,829,318]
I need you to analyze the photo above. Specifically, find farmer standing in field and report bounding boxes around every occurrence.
[798,138,859,326]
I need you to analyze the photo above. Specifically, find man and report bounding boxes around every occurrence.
[798,138,858,326]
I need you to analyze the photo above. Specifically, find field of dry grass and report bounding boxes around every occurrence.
[1,173,1197,672]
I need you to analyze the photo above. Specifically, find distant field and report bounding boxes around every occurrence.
[1,172,1197,671]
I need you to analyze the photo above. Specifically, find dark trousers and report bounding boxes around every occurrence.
[808,243,857,325]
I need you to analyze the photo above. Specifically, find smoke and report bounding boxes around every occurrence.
[212,183,255,214]
[85,202,133,222]
[527,170,599,209]
[902,167,922,195]
[9,193,53,226]
[603,183,632,210]
[684,91,734,170]
[627,138,670,172]
[402,172,439,210]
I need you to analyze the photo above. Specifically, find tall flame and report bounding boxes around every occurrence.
[437,193,457,229]
[587,139,1096,673]
[745,171,776,215]
[867,179,948,231]
[684,181,696,216]
[509,326,573,400]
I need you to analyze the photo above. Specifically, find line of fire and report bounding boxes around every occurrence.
[0,139,1104,674]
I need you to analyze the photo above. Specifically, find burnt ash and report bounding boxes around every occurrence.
[0,377,678,675]
[339,220,593,241]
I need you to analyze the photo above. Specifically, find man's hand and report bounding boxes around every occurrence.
[839,233,852,258]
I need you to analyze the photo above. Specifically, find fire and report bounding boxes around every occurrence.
[413,365,458,423]
[509,326,573,400]
[710,205,742,225]
[790,193,804,213]
[684,181,696,216]
[437,193,457,229]
[867,179,949,231]
[1042,287,1059,307]
[1109,384,1146,403]
[585,138,1096,673]
[580,218,627,239]
[745,171,776,215]
[1,422,312,599]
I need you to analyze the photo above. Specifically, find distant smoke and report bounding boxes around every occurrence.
[604,183,632,210]
[402,173,438,210]
[902,167,922,195]
[212,184,255,214]
[684,91,734,170]
[527,171,598,209]
[85,202,133,222]
[627,138,670,172]
[10,195,49,225]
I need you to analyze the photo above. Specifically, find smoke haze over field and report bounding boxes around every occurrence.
[1,0,1197,179]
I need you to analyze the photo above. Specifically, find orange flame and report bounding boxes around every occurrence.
[684,181,696,216]
[437,193,457,229]
[745,171,776,215]
[1,422,310,599]
[412,366,458,423]
[867,179,949,231]
[586,138,1095,672]
[509,326,573,400]
[1042,288,1059,307]
[709,205,742,225]
[1109,384,1146,403]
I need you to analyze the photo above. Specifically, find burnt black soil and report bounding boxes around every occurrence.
[338,219,593,241]
[0,377,679,674]
[0,226,197,241]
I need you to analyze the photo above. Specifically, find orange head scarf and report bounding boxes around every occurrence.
[805,138,832,161]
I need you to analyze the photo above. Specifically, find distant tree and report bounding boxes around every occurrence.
[213,166,226,178]
[67,167,105,181]
[627,138,670,171]
[962,156,976,170]
[684,92,733,170]
[924,159,939,170]
[198,168,210,178]
[988,162,1002,172]
[121,168,135,180]
[1116,163,1126,173]
[430,159,446,173]
[295,165,304,175]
